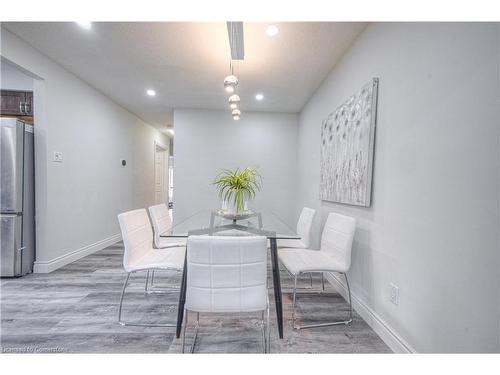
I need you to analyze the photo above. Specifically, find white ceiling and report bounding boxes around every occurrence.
[3,22,366,132]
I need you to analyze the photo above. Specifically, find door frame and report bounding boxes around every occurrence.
[154,140,168,204]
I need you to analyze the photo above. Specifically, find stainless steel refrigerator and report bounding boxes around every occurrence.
[1,117,35,277]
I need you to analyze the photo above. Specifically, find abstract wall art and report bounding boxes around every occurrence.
[320,78,378,207]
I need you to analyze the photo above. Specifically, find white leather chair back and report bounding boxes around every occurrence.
[296,207,316,248]
[186,236,268,313]
[148,204,172,248]
[320,212,356,271]
[118,209,154,272]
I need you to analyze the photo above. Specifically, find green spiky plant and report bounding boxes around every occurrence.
[213,167,262,213]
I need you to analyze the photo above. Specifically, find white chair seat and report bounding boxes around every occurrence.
[157,237,187,249]
[128,246,185,272]
[278,248,348,275]
[277,238,307,249]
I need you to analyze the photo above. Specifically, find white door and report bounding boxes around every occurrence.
[154,145,167,204]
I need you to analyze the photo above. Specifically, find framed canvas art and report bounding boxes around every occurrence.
[320,78,379,207]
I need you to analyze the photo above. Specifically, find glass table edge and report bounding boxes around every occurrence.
[160,234,301,240]
[162,210,300,240]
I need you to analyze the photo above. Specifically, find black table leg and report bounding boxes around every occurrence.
[176,252,188,338]
[270,237,284,339]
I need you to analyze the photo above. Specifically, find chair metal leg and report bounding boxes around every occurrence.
[266,304,270,353]
[145,269,182,294]
[261,311,266,353]
[292,274,298,329]
[183,309,269,353]
[190,312,199,353]
[144,270,150,292]
[279,268,317,292]
[292,272,353,330]
[260,306,271,353]
[345,273,353,323]
[118,271,178,327]
[118,273,131,326]
[182,310,199,354]
[181,309,188,353]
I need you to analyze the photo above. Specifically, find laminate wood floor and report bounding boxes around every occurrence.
[0,243,390,353]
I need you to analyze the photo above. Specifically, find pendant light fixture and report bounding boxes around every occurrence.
[224,61,238,94]
[224,61,241,120]
[228,94,240,109]
[223,75,238,93]
[232,108,241,121]
[225,22,245,121]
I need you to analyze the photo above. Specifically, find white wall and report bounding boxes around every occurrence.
[174,109,299,227]
[297,23,500,352]
[1,28,169,271]
[498,24,500,351]
[0,59,34,90]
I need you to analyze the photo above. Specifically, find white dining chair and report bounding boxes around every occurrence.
[181,235,270,353]
[278,207,316,249]
[148,203,187,249]
[279,212,356,329]
[117,208,185,327]
[147,203,187,292]
[277,207,316,288]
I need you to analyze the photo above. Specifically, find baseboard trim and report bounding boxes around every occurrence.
[33,233,121,273]
[325,272,416,353]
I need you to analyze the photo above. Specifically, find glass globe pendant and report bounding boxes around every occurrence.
[228,94,240,109]
[224,75,239,93]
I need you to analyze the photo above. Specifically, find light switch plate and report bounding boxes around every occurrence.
[390,283,400,306]
[54,151,63,162]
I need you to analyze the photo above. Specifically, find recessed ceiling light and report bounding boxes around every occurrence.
[146,89,156,97]
[265,25,279,37]
[76,21,92,30]
[255,93,264,101]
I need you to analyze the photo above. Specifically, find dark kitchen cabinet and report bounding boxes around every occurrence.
[24,91,33,115]
[0,90,33,116]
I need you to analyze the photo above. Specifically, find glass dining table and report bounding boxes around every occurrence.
[161,210,300,340]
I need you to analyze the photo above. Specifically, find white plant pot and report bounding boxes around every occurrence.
[222,199,248,214]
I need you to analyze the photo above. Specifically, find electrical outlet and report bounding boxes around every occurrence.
[390,283,400,306]
[53,151,63,163]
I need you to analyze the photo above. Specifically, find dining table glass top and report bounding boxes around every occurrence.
[161,210,300,240]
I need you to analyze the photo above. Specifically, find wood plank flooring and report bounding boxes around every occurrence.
[0,243,390,353]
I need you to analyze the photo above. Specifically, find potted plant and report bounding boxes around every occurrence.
[213,167,262,214]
